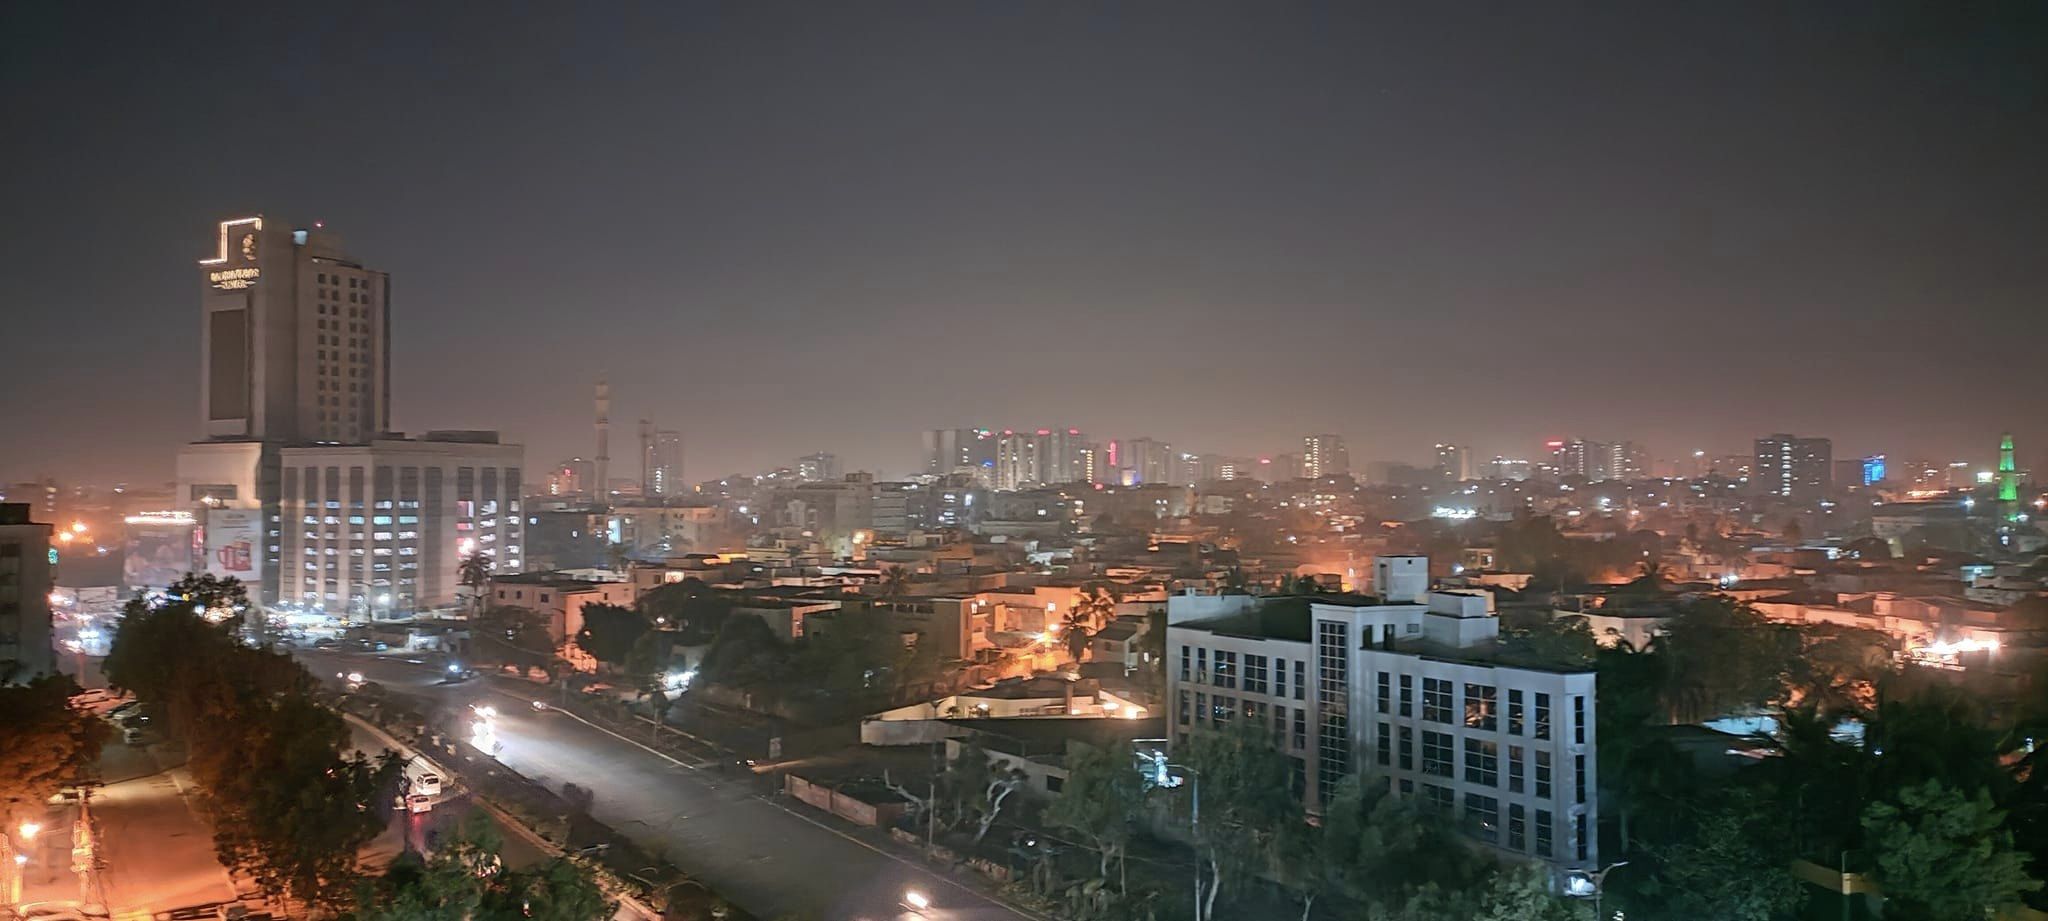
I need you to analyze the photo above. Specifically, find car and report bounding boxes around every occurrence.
[70,688,115,707]
[530,700,549,711]
[122,726,151,745]
[413,773,443,797]
[406,793,434,814]
[313,637,340,649]
[106,700,142,720]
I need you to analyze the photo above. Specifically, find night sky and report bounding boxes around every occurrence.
[5,3,2046,485]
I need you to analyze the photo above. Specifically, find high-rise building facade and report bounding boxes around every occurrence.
[1434,444,1472,482]
[1303,434,1349,479]
[1754,434,1833,501]
[0,503,56,682]
[643,429,684,498]
[796,453,840,483]
[199,216,390,445]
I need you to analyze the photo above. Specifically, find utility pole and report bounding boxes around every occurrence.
[73,784,105,915]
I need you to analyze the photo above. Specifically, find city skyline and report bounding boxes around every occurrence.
[4,4,2046,483]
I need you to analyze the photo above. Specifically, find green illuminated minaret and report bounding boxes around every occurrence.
[1997,433,2019,518]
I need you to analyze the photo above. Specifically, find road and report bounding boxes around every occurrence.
[294,648,1031,921]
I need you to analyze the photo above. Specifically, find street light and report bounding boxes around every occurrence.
[16,823,37,841]
[1567,860,1630,921]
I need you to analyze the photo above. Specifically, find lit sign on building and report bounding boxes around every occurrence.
[209,266,261,290]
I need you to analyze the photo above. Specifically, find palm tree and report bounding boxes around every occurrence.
[1062,609,1095,662]
[1072,583,1122,631]
[606,541,631,573]
[458,551,490,614]
[880,565,912,599]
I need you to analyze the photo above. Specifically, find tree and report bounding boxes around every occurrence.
[1638,788,1805,921]
[605,541,631,573]
[351,815,613,920]
[574,603,650,668]
[697,614,787,687]
[1044,742,1149,896]
[475,605,555,663]
[1471,866,1592,921]
[1497,615,1597,669]
[0,674,107,829]
[1785,626,1896,714]
[1292,574,1323,594]
[934,742,1028,844]
[1073,584,1122,631]
[457,552,490,612]
[1181,721,1298,920]
[1654,596,1798,722]
[1061,609,1095,662]
[880,565,912,599]
[1862,779,2041,920]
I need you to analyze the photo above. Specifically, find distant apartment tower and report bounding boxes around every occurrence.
[0,503,56,682]
[642,428,684,498]
[1615,441,1648,480]
[796,453,840,483]
[547,458,595,497]
[1303,434,1349,479]
[198,216,390,445]
[1754,434,1833,501]
[1434,444,1472,482]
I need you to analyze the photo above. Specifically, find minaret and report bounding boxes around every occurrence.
[639,419,654,496]
[1998,432,2019,515]
[594,379,611,508]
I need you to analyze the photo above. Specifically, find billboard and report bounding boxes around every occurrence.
[202,508,262,585]
[123,513,198,591]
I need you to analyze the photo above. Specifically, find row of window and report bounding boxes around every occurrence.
[1179,645,1309,701]
[1376,675,1583,743]
[1382,724,1586,804]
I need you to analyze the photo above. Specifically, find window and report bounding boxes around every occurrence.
[1214,650,1237,690]
[1508,689,1525,735]
[1464,738,1499,787]
[1575,754,1587,804]
[1422,784,1454,814]
[1178,690,1190,724]
[1292,708,1307,750]
[1274,658,1286,699]
[1243,655,1268,695]
[1316,622,1351,802]
[1421,730,1454,777]
[1399,726,1414,770]
[1575,813,1589,861]
[1536,810,1554,858]
[1377,723,1392,766]
[1196,648,1208,684]
[1464,794,1500,843]
[1376,672,1391,714]
[1274,705,1287,747]
[1212,695,1234,724]
[1180,645,1191,682]
[1536,751,1553,798]
[1294,660,1306,700]
[1398,674,1413,716]
[1508,803,1527,851]
[1399,778,1414,796]
[1535,693,1552,740]
[1574,695,1587,745]
[1508,745,1525,793]
[1423,678,1453,723]
[1464,683,1497,731]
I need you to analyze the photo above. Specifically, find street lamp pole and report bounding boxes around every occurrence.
[1586,860,1629,921]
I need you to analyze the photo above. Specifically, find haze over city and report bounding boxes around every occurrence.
[5,3,2046,484]
[6,6,2048,921]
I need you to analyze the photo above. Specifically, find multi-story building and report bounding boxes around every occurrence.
[643,429,684,498]
[796,452,841,483]
[1755,434,1833,501]
[1435,444,1473,482]
[1165,556,1597,879]
[198,216,390,445]
[276,432,524,619]
[0,503,56,682]
[1303,434,1349,479]
[546,458,596,498]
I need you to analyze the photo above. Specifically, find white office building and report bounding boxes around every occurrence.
[276,433,523,619]
[1165,556,1598,879]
